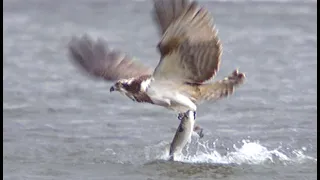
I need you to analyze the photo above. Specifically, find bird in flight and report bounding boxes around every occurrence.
[67,0,246,120]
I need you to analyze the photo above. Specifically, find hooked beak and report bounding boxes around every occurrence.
[110,86,115,92]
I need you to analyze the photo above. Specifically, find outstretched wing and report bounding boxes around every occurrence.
[152,1,222,84]
[68,35,153,81]
[153,0,191,35]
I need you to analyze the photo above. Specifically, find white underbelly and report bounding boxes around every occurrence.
[146,86,197,113]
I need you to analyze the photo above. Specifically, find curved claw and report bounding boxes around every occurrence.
[178,113,184,120]
[178,111,197,120]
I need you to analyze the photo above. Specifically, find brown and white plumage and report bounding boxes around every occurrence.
[68,35,153,81]
[67,0,245,114]
[153,1,221,84]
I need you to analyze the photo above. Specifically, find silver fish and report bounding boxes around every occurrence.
[169,110,196,161]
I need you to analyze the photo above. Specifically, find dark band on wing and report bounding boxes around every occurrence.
[153,1,222,84]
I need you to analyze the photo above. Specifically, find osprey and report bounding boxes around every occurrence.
[68,0,245,119]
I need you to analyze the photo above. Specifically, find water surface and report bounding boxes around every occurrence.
[4,0,317,179]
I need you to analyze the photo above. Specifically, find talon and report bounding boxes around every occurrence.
[178,113,184,120]
[185,110,196,119]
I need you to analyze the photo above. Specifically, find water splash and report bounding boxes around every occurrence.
[149,139,317,165]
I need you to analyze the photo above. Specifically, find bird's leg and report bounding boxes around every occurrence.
[189,110,204,138]
[178,111,204,138]
[177,110,196,120]
[177,113,185,120]
[184,110,196,120]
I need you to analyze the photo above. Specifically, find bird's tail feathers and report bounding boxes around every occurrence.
[196,69,246,102]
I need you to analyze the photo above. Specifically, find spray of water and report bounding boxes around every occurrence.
[147,139,317,165]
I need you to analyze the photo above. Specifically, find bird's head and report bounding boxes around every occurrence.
[109,78,134,93]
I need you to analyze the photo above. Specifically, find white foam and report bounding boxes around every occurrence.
[152,139,317,165]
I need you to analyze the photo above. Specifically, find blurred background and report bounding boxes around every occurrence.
[3,0,317,179]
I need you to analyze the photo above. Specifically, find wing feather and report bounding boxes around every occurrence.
[153,1,222,84]
[68,35,153,81]
[153,0,191,35]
